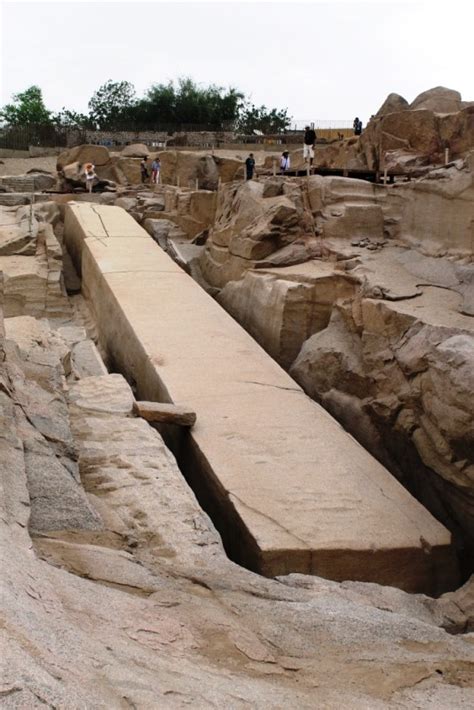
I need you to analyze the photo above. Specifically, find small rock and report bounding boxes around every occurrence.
[133,400,197,427]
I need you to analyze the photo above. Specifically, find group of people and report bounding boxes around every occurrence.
[81,155,161,193]
[244,118,363,181]
[140,156,161,184]
[244,124,316,180]
[85,120,363,190]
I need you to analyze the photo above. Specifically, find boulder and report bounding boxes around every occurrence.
[57,144,111,170]
[114,196,138,212]
[410,86,463,113]
[121,143,150,158]
[112,156,142,185]
[375,92,410,118]
[133,400,197,427]
[360,109,441,168]
[143,218,186,248]
[60,161,116,192]
[213,155,244,182]
[219,265,357,368]
[157,151,220,190]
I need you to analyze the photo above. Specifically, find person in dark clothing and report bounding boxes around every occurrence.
[303,125,316,166]
[245,153,256,180]
[140,157,149,183]
[353,117,363,135]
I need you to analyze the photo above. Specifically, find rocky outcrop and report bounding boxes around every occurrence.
[201,158,474,289]
[0,213,70,319]
[57,144,111,170]
[291,295,474,565]
[201,163,474,572]
[219,262,357,368]
[0,204,39,256]
[410,86,463,113]
[382,157,474,258]
[156,150,243,190]
[200,179,309,286]
[0,172,56,192]
[375,92,410,118]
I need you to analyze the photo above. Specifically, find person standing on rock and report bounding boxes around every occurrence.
[83,163,97,193]
[303,125,316,167]
[353,117,363,135]
[245,153,256,180]
[140,157,149,184]
[151,157,161,184]
[280,150,291,173]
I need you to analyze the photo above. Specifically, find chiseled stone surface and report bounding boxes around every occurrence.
[63,202,458,593]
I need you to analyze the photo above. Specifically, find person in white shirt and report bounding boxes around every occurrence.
[280,151,290,173]
[83,163,97,193]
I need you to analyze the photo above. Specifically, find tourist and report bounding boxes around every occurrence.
[140,156,149,183]
[280,150,291,173]
[303,125,316,166]
[353,117,363,135]
[245,153,256,180]
[151,157,161,184]
[83,162,97,193]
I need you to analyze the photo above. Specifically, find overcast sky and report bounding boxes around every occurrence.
[1,0,473,126]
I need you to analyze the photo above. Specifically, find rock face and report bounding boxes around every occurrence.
[201,179,308,286]
[0,210,70,319]
[0,172,56,192]
[201,157,474,293]
[291,296,474,568]
[157,150,243,189]
[218,262,357,368]
[310,87,474,175]
[197,163,474,572]
[384,158,474,258]
[364,105,474,171]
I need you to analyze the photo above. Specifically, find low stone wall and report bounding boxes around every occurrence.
[63,202,459,593]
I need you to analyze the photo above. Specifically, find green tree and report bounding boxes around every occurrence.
[53,108,93,129]
[237,103,291,134]
[88,80,137,129]
[133,77,244,128]
[0,85,52,125]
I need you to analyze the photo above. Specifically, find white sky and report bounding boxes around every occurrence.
[1,0,473,125]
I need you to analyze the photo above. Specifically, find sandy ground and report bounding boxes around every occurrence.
[0,156,58,176]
